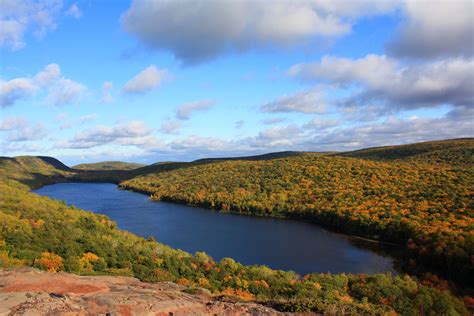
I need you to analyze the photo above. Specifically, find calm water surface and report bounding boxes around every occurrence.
[35,182,399,275]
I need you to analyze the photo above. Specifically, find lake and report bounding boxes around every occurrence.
[34,182,399,275]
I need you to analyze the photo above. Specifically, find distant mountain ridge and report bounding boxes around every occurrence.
[73,161,146,171]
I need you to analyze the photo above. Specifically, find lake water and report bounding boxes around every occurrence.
[35,182,399,275]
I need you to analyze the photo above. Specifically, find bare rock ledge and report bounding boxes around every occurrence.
[0,268,294,316]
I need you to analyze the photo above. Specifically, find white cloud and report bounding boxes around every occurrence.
[57,121,158,149]
[159,120,181,134]
[0,0,63,50]
[169,135,232,152]
[66,3,82,19]
[261,89,329,114]
[45,77,86,106]
[254,125,302,147]
[387,0,474,58]
[0,117,48,142]
[121,0,397,64]
[0,63,86,107]
[0,78,38,107]
[176,99,216,120]
[289,55,474,111]
[101,81,114,103]
[6,123,47,141]
[123,65,167,94]
[34,63,61,86]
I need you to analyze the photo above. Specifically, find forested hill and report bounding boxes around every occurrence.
[120,138,474,290]
[73,161,146,171]
[1,144,470,313]
[0,156,75,188]
[337,138,474,165]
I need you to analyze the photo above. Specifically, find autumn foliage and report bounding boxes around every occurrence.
[0,140,472,314]
[34,252,64,272]
[121,150,473,286]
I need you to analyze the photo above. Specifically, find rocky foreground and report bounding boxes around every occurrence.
[0,268,288,315]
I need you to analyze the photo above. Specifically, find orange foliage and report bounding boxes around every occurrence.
[222,288,254,301]
[35,252,63,272]
[176,278,190,286]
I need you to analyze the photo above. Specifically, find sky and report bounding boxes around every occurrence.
[0,0,473,165]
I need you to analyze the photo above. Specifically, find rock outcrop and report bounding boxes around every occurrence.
[0,268,285,315]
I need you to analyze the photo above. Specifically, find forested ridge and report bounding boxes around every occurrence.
[338,138,473,165]
[0,138,472,314]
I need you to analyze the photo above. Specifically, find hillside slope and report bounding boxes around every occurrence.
[0,156,74,188]
[338,138,474,165]
[121,143,474,287]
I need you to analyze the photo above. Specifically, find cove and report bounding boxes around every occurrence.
[34,182,399,276]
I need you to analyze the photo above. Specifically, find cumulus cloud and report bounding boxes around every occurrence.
[176,99,216,120]
[289,55,474,111]
[0,0,63,50]
[387,0,474,58]
[0,63,86,107]
[159,120,182,134]
[101,81,114,103]
[57,121,159,149]
[123,65,167,94]
[261,89,329,114]
[121,0,398,64]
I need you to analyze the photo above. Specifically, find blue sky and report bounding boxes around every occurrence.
[1,0,473,165]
